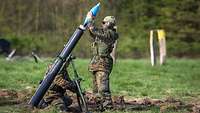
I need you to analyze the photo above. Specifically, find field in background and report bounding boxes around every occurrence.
[0,58,200,113]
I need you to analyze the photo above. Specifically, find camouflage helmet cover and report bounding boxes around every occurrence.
[103,16,116,25]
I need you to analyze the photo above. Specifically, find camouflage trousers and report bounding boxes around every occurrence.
[42,89,72,111]
[39,75,74,110]
[92,71,113,108]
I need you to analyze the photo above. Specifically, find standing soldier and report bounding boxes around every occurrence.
[87,16,118,110]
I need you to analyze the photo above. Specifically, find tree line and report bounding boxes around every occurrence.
[0,0,199,58]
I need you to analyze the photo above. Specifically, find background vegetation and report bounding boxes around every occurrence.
[0,0,199,58]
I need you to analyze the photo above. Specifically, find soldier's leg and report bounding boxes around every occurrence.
[39,85,64,109]
[51,93,72,112]
[38,90,61,109]
[95,71,113,108]
[39,75,73,110]
[92,71,98,94]
[53,75,74,107]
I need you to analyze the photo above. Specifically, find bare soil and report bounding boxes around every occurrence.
[0,89,200,113]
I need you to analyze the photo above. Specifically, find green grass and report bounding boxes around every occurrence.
[0,57,200,113]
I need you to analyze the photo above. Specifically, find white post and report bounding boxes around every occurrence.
[6,49,16,61]
[150,30,156,66]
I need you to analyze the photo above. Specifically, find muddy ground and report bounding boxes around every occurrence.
[0,89,200,113]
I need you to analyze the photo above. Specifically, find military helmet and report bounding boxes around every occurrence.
[103,16,116,25]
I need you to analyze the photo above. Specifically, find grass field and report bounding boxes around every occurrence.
[0,57,200,113]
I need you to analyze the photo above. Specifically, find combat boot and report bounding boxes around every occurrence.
[52,95,72,112]
[102,96,113,110]
[93,94,105,112]
[37,99,48,109]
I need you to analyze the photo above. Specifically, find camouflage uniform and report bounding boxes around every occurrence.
[88,16,118,108]
[38,64,76,111]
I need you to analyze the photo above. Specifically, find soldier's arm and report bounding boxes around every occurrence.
[110,31,119,63]
[110,40,117,63]
[89,26,109,38]
[89,27,115,42]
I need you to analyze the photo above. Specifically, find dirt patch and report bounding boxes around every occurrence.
[85,92,200,113]
[0,89,20,105]
[0,89,200,113]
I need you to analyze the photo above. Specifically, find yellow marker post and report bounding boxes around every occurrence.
[157,29,166,40]
[157,29,166,65]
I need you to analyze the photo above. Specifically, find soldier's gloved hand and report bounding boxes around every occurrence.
[87,21,94,31]
[86,12,95,28]
[86,11,93,22]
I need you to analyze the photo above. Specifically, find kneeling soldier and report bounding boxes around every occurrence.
[38,63,76,111]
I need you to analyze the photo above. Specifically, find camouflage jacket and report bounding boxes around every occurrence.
[88,27,118,73]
